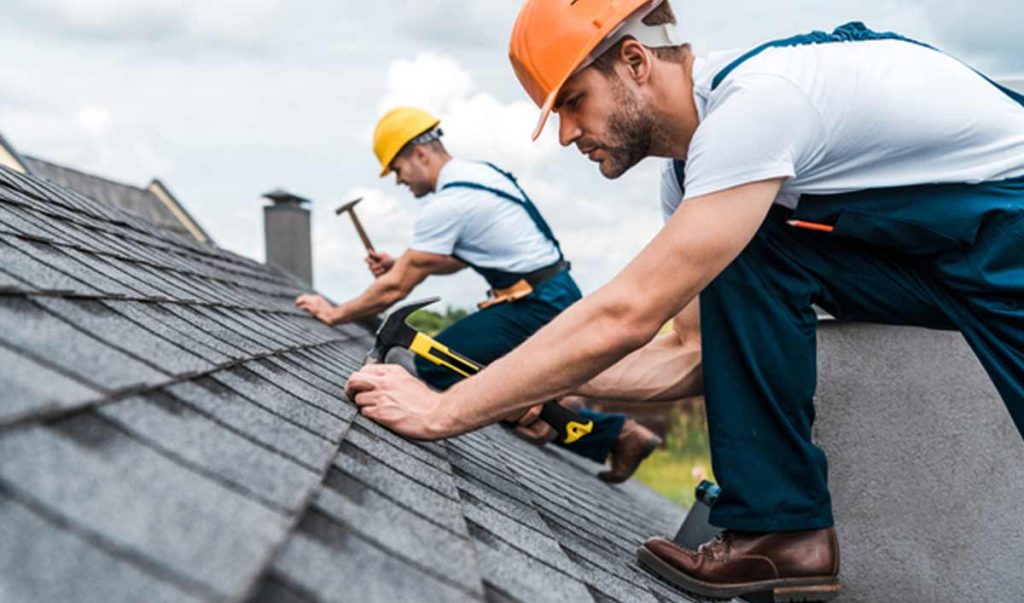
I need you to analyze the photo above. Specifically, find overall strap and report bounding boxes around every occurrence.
[441,162,564,260]
[712,22,934,91]
[672,159,686,195]
[710,21,1023,109]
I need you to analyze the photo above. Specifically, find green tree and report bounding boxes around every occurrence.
[407,305,470,335]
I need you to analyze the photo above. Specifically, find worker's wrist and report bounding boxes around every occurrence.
[328,305,349,325]
[429,393,467,439]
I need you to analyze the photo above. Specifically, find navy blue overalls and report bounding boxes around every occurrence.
[682,22,1024,532]
[415,162,627,462]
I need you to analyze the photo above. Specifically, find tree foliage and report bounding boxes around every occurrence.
[406,305,470,336]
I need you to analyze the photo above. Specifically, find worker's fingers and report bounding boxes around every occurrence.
[345,364,401,398]
[517,404,544,426]
[345,371,382,398]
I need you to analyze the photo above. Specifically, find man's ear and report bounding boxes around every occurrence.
[619,39,653,85]
[412,145,430,165]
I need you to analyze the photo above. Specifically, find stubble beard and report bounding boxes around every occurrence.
[598,77,657,179]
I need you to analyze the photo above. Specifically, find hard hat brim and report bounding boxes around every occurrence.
[531,91,558,141]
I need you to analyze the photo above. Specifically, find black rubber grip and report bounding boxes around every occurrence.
[538,402,586,440]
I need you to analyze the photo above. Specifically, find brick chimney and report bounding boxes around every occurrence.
[262,189,313,286]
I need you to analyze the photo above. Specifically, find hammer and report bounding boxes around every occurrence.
[366,297,595,445]
[335,197,375,253]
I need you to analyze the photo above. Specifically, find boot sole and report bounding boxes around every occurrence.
[636,544,841,602]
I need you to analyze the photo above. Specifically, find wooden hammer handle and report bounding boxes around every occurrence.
[347,211,375,252]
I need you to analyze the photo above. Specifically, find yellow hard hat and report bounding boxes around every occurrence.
[372,107,441,177]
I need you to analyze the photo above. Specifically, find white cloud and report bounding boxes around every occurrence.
[377,52,560,174]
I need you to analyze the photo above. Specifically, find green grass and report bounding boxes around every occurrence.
[633,405,713,509]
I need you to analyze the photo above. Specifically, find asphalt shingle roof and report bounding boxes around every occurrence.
[19,155,211,243]
[0,164,692,603]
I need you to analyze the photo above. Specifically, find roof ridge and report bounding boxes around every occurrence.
[21,154,152,194]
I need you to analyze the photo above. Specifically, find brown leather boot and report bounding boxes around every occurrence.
[637,528,841,602]
[598,418,661,484]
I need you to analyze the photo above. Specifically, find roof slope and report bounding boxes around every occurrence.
[0,165,695,603]
[19,155,211,243]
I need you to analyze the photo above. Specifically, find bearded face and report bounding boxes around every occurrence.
[557,65,661,180]
[596,75,658,179]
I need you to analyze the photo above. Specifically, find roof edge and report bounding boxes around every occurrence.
[147,178,213,245]
[0,133,28,174]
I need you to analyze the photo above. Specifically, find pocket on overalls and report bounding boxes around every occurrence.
[822,210,967,255]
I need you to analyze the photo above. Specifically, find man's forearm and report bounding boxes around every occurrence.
[575,331,702,401]
[333,280,406,323]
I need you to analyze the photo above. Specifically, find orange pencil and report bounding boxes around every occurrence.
[786,220,835,233]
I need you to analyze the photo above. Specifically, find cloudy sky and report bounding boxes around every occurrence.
[3,0,1023,307]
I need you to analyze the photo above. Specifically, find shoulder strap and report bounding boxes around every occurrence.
[671,159,686,195]
[711,21,1024,109]
[712,22,933,91]
[441,162,564,259]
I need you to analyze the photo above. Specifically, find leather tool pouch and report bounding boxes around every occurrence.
[478,279,534,309]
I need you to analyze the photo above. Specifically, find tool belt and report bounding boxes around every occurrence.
[478,260,570,309]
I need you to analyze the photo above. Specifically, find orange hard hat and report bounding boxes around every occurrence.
[510,0,671,140]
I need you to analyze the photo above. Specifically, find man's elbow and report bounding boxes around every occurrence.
[381,278,417,305]
[594,298,664,356]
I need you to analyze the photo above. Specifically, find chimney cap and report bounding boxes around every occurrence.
[263,188,311,206]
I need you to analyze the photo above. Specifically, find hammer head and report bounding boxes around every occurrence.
[335,197,363,216]
[365,296,439,364]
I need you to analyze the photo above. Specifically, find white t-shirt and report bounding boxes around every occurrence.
[678,38,1024,209]
[411,158,561,272]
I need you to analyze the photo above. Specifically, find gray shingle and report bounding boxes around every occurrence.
[0,491,204,603]
[351,414,450,470]
[59,247,149,297]
[34,297,211,377]
[268,516,480,603]
[0,297,166,393]
[98,392,320,512]
[165,378,338,472]
[0,415,290,599]
[104,300,236,365]
[243,358,350,417]
[459,491,576,576]
[313,474,482,594]
[212,367,352,442]
[5,236,123,295]
[453,472,550,535]
[333,442,466,534]
[0,267,30,292]
[0,342,102,425]
[96,254,172,298]
[466,519,594,603]
[0,202,58,240]
[0,236,93,294]
[167,305,267,355]
[344,426,459,500]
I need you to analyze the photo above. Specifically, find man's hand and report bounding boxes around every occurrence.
[346,364,454,440]
[295,294,338,325]
[366,251,396,277]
